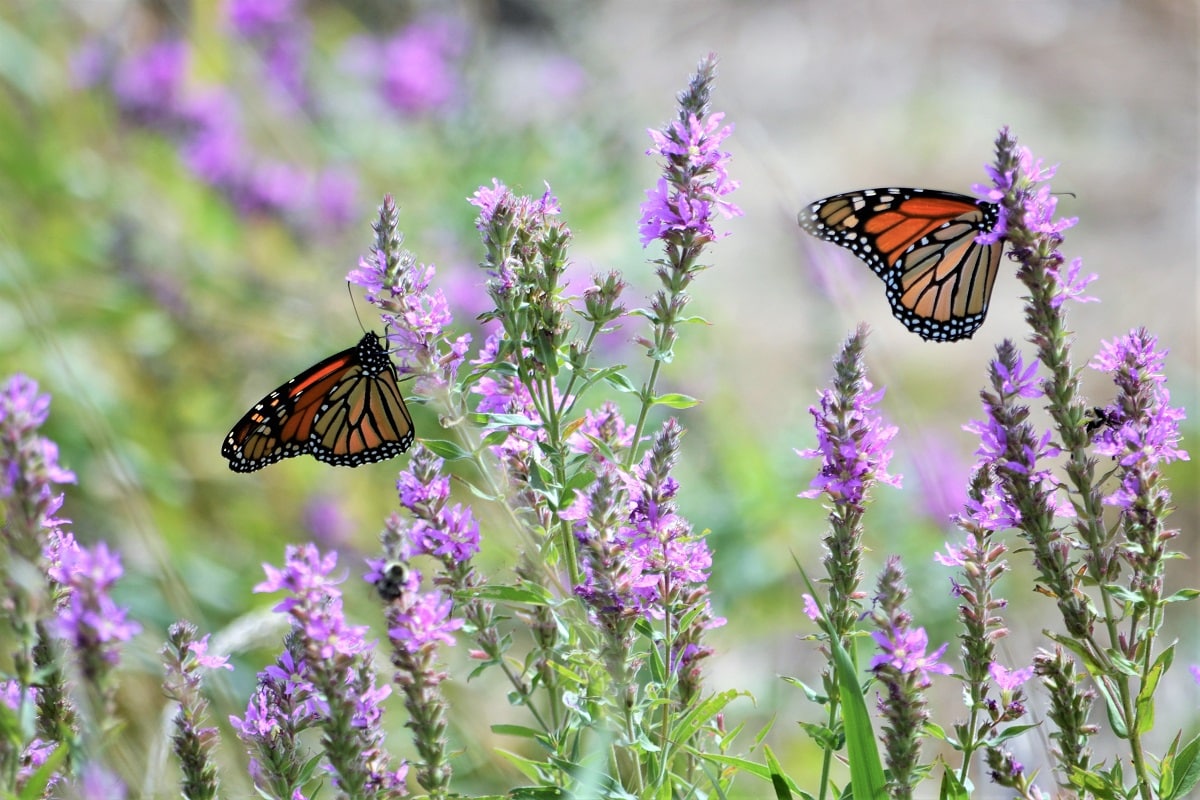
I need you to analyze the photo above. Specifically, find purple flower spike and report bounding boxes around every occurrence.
[638,111,741,247]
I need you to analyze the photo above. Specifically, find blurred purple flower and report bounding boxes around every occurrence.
[303,495,354,550]
[907,432,969,525]
[225,0,299,35]
[540,54,587,101]
[178,91,247,186]
[112,39,189,123]
[245,160,311,215]
[61,763,127,800]
[381,16,467,115]
[71,38,111,89]
[314,167,360,229]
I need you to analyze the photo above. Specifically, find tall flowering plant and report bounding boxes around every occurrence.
[786,128,1196,800]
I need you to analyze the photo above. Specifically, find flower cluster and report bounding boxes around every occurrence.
[45,532,142,684]
[797,326,899,639]
[230,639,322,798]
[254,544,407,799]
[0,375,76,558]
[1089,329,1188,605]
[564,416,723,706]
[161,622,231,800]
[868,557,951,797]
[347,195,471,400]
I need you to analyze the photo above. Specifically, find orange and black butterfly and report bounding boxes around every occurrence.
[798,188,1003,342]
[222,332,414,472]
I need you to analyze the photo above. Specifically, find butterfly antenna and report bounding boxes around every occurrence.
[346,282,370,335]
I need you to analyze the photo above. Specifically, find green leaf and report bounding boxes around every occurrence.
[672,688,740,743]
[419,438,472,460]
[1094,675,1129,739]
[1102,584,1145,607]
[701,752,811,800]
[483,412,543,430]
[795,561,886,800]
[765,745,796,800]
[829,634,887,799]
[471,583,554,604]
[1163,588,1200,604]
[491,723,543,739]
[1135,644,1172,734]
[460,478,502,503]
[781,676,828,704]
[937,766,971,800]
[602,370,639,394]
[987,723,1041,746]
[798,721,839,750]
[651,392,700,409]
[1163,730,1200,800]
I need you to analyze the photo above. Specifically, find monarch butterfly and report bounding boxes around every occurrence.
[222,332,415,472]
[798,188,1003,342]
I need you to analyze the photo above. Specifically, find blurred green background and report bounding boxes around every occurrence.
[1,1,1196,795]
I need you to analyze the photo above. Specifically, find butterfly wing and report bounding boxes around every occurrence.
[307,334,415,466]
[798,188,1002,342]
[222,333,414,472]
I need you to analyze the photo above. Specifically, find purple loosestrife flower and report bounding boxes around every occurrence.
[869,557,950,799]
[639,104,741,246]
[391,445,481,574]
[256,544,407,799]
[567,401,636,460]
[377,562,461,794]
[162,622,232,800]
[231,640,322,799]
[1089,329,1188,609]
[348,195,471,399]
[965,341,1089,639]
[568,419,723,708]
[798,327,899,639]
[46,534,141,683]
[869,626,953,682]
[977,131,1109,592]
[634,55,739,405]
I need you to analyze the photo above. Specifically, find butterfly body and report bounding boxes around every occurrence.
[222,332,414,472]
[798,187,1003,342]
